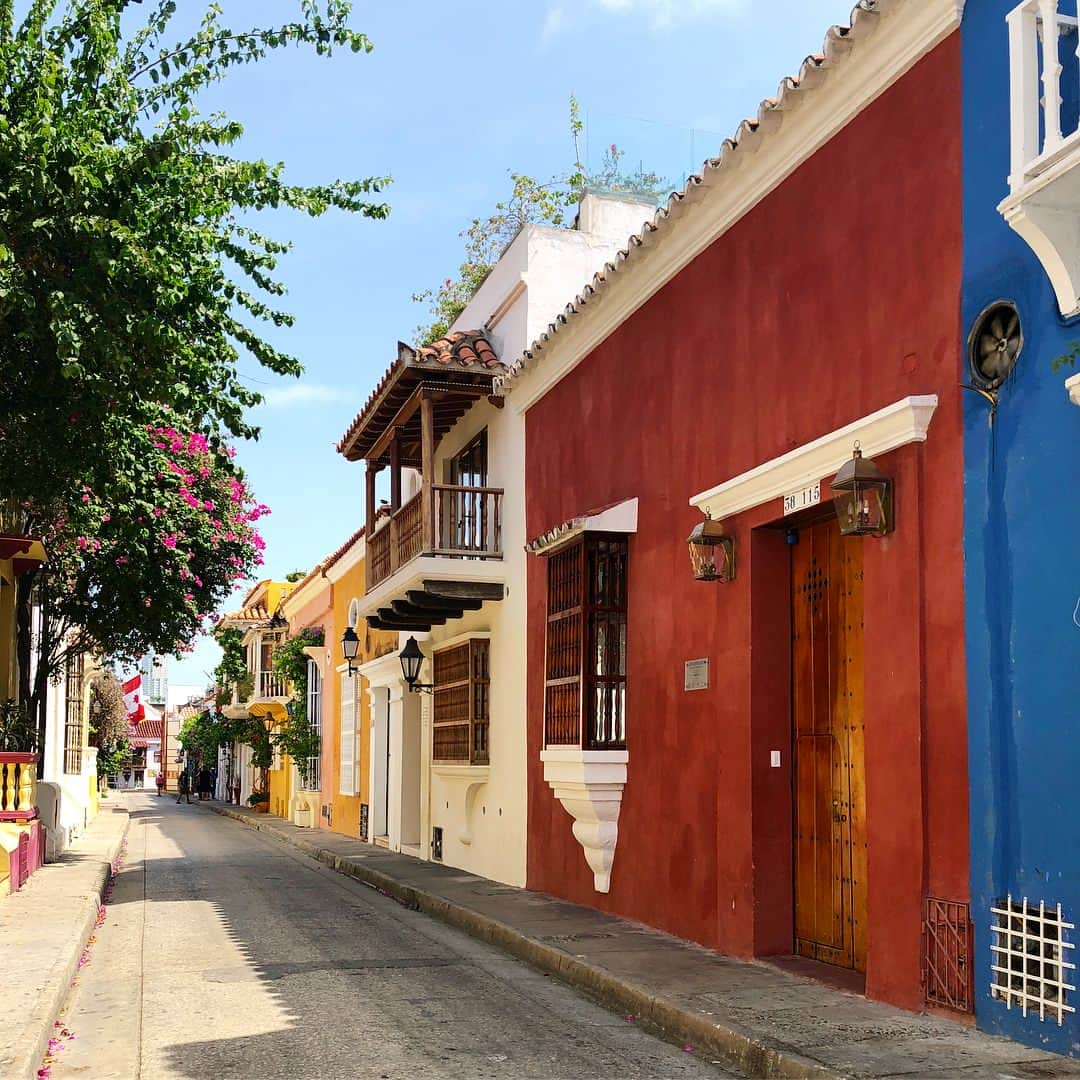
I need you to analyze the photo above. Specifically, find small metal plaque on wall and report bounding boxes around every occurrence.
[359,802,369,841]
[684,658,710,691]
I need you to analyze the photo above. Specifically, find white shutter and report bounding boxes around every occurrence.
[339,672,356,795]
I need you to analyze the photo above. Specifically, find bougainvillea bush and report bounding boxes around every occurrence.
[31,407,267,667]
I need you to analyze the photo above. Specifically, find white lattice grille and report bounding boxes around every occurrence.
[991,896,1076,1024]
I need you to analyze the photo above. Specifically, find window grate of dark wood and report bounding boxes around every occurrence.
[433,638,489,765]
[923,897,974,1013]
[543,535,628,750]
[64,652,85,775]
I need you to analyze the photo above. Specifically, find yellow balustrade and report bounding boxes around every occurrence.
[0,754,37,820]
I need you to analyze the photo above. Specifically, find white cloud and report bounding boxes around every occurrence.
[541,5,567,45]
[593,0,742,28]
[260,383,340,408]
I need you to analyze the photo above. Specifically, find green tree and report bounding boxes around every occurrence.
[0,1,388,733]
[411,96,667,344]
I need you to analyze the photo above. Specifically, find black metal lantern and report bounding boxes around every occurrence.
[687,515,735,582]
[399,636,433,693]
[831,442,892,537]
[341,625,360,676]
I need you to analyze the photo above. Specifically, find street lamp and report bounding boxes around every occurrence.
[399,636,433,694]
[341,625,359,676]
[831,442,893,537]
[687,515,735,582]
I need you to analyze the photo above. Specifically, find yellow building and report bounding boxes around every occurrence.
[322,529,396,840]
[0,499,47,890]
[219,579,296,812]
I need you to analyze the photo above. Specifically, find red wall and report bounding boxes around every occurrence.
[524,36,967,1010]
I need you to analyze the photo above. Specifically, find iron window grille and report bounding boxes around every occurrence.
[543,534,628,750]
[63,652,84,774]
[991,895,1077,1025]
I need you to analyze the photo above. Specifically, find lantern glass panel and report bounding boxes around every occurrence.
[399,636,424,686]
[341,627,359,661]
[835,479,889,537]
[687,533,734,582]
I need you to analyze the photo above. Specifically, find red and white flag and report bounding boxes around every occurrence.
[122,674,145,725]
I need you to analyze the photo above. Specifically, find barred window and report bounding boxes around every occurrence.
[432,639,489,765]
[544,535,627,750]
[64,652,85,774]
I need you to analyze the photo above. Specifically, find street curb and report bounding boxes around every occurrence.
[206,804,840,1079]
[10,807,130,1080]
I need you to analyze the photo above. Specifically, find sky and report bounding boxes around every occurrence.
[164,0,858,687]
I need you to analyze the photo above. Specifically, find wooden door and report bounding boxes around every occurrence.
[791,517,867,972]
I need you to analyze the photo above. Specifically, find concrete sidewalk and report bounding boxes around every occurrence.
[0,798,129,1080]
[205,802,1077,1079]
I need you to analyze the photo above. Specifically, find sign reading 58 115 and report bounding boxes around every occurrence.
[783,481,821,516]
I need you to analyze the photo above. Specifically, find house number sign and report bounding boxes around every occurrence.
[783,481,821,516]
[684,658,710,691]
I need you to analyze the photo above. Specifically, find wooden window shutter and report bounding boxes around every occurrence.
[432,639,490,765]
[339,671,357,795]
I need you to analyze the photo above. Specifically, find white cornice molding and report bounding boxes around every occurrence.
[690,395,938,521]
[1067,372,1080,407]
[505,0,963,414]
[324,534,366,584]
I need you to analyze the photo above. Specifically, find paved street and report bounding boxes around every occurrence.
[47,794,736,1079]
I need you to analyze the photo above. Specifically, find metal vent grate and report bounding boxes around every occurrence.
[991,896,1077,1024]
[923,898,973,1013]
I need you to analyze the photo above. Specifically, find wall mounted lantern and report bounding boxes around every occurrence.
[399,636,433,693]
[831,442,892,537]
[687,515,736,582]
[341,626,360,676]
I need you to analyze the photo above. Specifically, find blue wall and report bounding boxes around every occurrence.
[963,0,1080,1056]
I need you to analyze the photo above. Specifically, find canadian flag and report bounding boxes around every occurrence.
[122,674,145,725]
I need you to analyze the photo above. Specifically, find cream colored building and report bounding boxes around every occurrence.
[340,195,656,886]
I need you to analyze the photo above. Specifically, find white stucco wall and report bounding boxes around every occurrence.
[39,657,96,852]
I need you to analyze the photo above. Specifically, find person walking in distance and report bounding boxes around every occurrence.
[155,772,166,797]
[176,770,192,804]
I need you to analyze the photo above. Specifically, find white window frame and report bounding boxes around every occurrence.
[304,659,322,791]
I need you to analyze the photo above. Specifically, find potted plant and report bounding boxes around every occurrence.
[0,700,37,753]
[248,790,270,813]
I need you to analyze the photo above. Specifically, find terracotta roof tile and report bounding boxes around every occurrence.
[130,718,162,740]
[336,331,505,458]
[494,1,899,395]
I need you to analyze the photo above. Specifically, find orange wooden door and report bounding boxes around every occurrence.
[791,517,867,972]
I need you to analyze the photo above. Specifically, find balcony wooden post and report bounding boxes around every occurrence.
[389,435,401,573]
[365,462,378,591]
[420,392,436,552]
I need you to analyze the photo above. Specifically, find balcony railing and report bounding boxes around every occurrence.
[1006,0,1080,192]
[257,670,288,699]
[367,483,504,590]
[0,753,38,821]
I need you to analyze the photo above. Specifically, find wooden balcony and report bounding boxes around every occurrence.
[366,482,503,591]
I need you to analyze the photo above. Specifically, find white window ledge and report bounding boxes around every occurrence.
[690,395,938,521]
[1067,372,1080,407]
[540,748,629,893]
